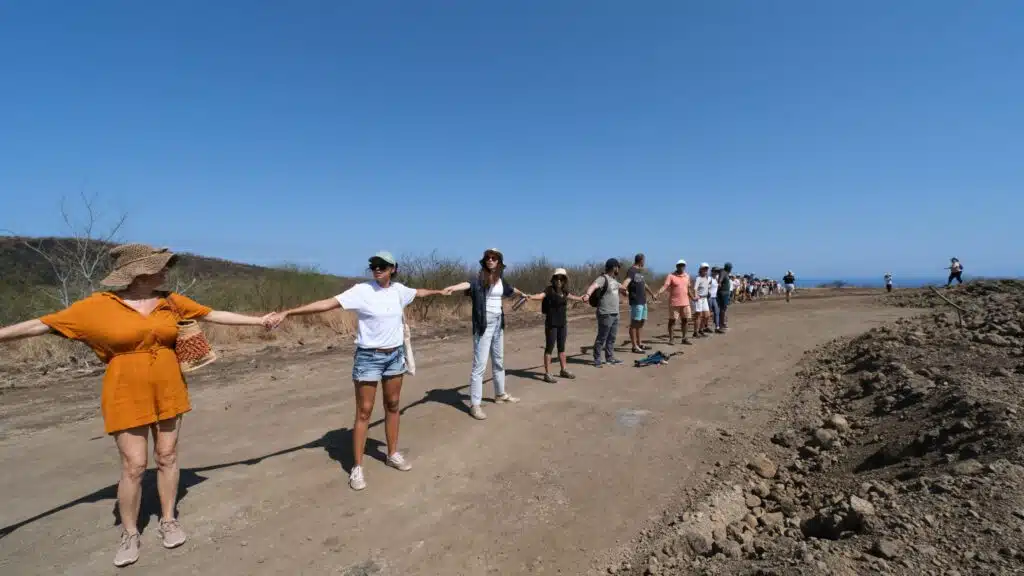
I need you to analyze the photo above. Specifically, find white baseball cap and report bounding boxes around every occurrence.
[676,259,686,266]
[700,262,710,269]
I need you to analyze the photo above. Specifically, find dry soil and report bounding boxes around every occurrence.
[0,291,907,576]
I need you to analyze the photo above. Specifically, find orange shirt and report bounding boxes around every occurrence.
[663,273,691,307]
[40,292,212,434]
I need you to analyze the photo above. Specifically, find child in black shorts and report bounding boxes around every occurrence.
[528,268,584,382]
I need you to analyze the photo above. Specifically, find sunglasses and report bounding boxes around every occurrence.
[369,261,393,271]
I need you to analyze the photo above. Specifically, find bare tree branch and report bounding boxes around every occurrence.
[4,193,127,308]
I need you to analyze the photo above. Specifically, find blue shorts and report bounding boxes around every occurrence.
[630,304,648,322]
[352,347,406,382]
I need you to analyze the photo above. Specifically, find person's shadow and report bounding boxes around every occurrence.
[1,382,477,540]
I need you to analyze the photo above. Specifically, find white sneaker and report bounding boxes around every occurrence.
[470,405,487,420]
[349,465,366,491]
[495,393,520,404]
[387,452,412,471]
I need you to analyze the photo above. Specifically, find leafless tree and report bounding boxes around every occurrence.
[5,191,127,307]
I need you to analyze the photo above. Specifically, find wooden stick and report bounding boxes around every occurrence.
[928,286,968,313]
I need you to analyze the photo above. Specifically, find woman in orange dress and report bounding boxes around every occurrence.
[0,243,272,568]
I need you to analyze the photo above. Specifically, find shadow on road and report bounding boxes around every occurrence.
[0,382,476,540]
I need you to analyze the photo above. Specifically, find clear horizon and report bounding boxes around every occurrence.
[1,1,1021,279]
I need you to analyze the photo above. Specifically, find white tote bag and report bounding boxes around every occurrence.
[402,311,416,376]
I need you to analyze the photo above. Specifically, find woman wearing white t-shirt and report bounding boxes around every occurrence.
[268,251,444,491]
[442,248,528,421]
[691,263,713,338]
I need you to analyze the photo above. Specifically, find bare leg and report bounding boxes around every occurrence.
[543,351,552,375]
[558,352,568,372]
[381,376,403,457]
[114,427,149,535]
[667,317,676,342]
[352,381,378,467]
[152,417,182,522]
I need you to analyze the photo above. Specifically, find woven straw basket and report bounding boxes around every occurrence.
[175,319,217,373]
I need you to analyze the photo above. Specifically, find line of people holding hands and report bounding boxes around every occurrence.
[0,243,736,567]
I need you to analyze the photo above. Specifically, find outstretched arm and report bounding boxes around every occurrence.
[265,297,341,329]
[415,288,445,297]
[202,311,271,327]
[0,319,51,343]
[581,279,602,302]
[645,285,658,301]
[442,281,471,296]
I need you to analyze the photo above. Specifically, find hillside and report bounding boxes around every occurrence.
[0,236,356,324]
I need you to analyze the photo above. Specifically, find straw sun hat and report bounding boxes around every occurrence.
[100,243,178,287]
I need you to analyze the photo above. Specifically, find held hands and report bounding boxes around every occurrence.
[262,311,289,330]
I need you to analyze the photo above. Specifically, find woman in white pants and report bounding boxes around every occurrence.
[443,248,528,420]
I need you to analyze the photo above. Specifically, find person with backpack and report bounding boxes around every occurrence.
[655,259,693,345]
[526,268,585,382]
[441,248,529,420]
[783,270,796,302]
[581,258,626,367]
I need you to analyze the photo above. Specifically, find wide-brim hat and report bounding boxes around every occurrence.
[480,247,505,269]
[552,267,568,279]
[99,243,177,287]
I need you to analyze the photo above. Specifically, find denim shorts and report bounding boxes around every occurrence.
[352,347,406,382]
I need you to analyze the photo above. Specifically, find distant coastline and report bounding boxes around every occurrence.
[795,275,1020,289]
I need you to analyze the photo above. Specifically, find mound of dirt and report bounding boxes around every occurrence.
[607,280,1024,576]
[882,279,1024,309]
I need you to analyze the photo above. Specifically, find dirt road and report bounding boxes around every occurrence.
[0,293,908,575]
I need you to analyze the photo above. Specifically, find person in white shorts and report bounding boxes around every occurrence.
[691,263,713,338]
[783,270,796,303]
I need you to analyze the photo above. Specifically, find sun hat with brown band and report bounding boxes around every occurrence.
[100,243,178,287]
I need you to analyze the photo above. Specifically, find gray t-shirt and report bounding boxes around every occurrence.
[594,274,621,315]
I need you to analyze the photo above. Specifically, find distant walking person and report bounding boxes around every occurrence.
[783,270,796,302]
[582,258,626,367]
[621,253,658,354]
[269,251,446,491]
[442,248,528,420]
[946,258,963,287]
[0,243,273,567]
[884,273,893,293]
[692,263,713,337]
[656,259,693,345]
[527,268,584,382]
[716,262,733,333]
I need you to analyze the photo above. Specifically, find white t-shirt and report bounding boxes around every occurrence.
[693,276,711,298]
[336,281,417,349]
[709,278,719,298]
[486,279,504,314]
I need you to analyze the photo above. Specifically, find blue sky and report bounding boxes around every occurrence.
[1,1,1021,280]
